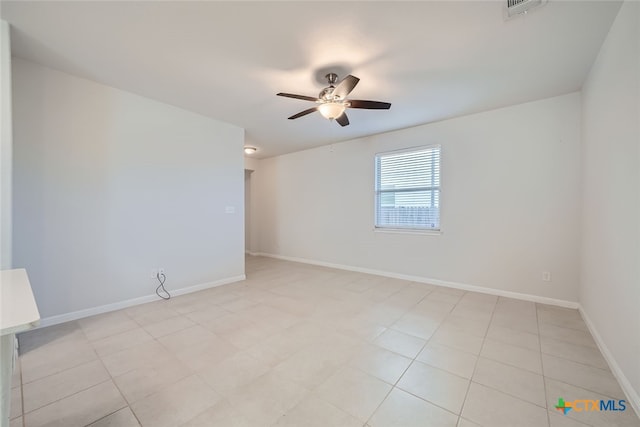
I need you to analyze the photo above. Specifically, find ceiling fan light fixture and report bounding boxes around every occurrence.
[244,146,257,154]
[318,102,346,120]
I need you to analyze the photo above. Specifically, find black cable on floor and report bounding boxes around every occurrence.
[156,272,171,300]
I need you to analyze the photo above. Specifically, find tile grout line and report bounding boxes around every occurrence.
[355,286,437,427]
[106,306,229,426]
[19,357,25,427]
[536,303,552,427]
[20,377,114,418]
[81,407,127,427]
[534,306,598,427]
[536,308,629,406]
[92,342,138,425]
[18,326,117,418]
[70,321,130,426]
[538,347,613,372]
[364,288,469,427]
[455,295,498,427]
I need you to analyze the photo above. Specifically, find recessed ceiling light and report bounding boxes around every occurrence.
[244,146,257,155]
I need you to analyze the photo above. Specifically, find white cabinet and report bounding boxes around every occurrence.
[1,269,40,427]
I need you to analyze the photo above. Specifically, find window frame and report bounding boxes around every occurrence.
[374,144,442,233]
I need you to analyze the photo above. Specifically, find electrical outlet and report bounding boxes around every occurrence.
[151,268,165,278]
[542,271,552,282]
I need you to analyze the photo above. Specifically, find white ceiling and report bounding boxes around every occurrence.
[1,1,622,158]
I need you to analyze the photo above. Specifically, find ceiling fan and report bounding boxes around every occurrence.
[277,73,391,127]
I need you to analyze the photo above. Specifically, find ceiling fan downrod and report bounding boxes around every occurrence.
[325,73,339,85]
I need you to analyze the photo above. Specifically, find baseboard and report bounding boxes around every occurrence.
[251,252,579,309]
[578,306,640,418]
[37,274,246,328]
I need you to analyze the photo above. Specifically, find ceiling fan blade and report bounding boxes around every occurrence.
[348,100,391,110]
[288,107,318,120]
[332,75,360,99]
[277,93,319,102]
[335,112,350,127]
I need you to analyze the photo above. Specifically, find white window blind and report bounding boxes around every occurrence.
[375,145,441,230]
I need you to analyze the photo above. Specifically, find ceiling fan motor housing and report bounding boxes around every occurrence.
[319,86,336,101]
[320,73,341,100]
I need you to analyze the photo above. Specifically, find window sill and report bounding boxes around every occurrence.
[373,228,442,236]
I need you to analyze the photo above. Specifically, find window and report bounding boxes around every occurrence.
[375,145,441,230]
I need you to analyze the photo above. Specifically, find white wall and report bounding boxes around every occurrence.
[580,0,640,409]
[12,58,245,319]
[253,93,582,302]
[244,156,260,172]
[0,20,12,269]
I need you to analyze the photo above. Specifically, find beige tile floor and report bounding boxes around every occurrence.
[10,256,640,427]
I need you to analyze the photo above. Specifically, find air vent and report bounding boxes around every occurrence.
[505,0,548,19]
[508,0,529,7]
